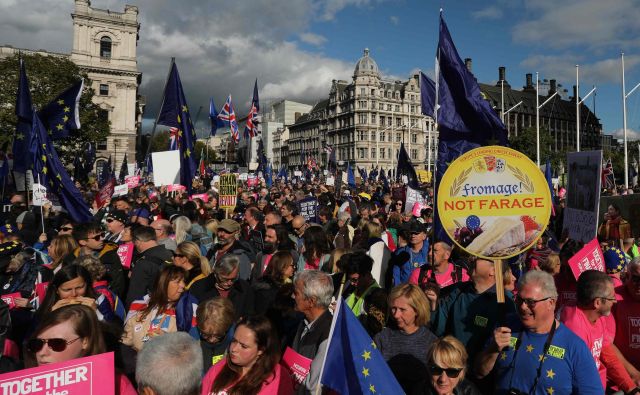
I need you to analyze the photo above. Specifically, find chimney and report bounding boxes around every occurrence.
[294,112,302,122]
[496,66,510,88]
[572,85,578,102]
[523,73,535,92]
[464,58,472,72]
[549,79,557,95]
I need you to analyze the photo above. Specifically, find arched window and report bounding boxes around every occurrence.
[100,36,112,58]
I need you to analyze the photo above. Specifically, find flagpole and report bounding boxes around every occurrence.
[144,57,175,163]
[621,52,640,189]
[536,72,540,166]
[576,65,580,152]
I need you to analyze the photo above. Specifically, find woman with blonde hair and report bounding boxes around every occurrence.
[197,297,236,371]
[539,252,561,275]
[374,283,438,393]
[172,216,192,244]
[42,235,78,281]
[173,241,211,289]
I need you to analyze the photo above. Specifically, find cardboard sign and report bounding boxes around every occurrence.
[563,151,602,243]
[116,243,135,270]
[35,282,49,305]
[167,184,186,192]
[239,173,248,181]
[94,179,115,208]
[405,186,426,215]
[568,238,605,280]
[0,293,21,309]
[298,197,318,223]
[326,176,335,186]
[31,184,50,206]
[124,175,140,189]
[437,146,552,260]
[113,184,128,197]
[152,150,181,186]
[0,352,115,394]
[219,174,238,209]
[281,347,312,389]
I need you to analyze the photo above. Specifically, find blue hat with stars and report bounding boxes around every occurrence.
[603,246,627,274]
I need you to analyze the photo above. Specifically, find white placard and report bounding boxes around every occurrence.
[294,171,302,177]
[152,150,181,186]
[326,176,335,186]
[32,183,50,206]
[113,184,129,197]
[563,150,602,243]
[239,173,248,181]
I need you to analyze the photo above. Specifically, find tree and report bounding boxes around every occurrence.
[194,140,218,165]
[0,53,109,164]
[509,126,565,171]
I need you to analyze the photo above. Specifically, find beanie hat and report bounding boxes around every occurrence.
[603,246,627,274]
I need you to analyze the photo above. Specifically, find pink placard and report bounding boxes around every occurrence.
[35,283,49,305]
[94,179,115,208]
[0,352,115,394]
[280,346,311,388]
[0,293,21,309]
[246,176,259,187]
[167,184,186,192]
[568,238,605,280]
[116,243,134,270]
[124,175,140,189]
[189,193,209,203]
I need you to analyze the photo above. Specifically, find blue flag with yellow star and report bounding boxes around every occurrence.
[157,61,197,193]
[38,80,83,140]
[13,58,34,173]
[29,111,93,223]
[320,298,405,395]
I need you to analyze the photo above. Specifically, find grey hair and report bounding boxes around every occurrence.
[136,332,203,395]
[436,241,453,253]
[293,270,334,308]
[213,254,240,275]
[337,211,351,223]
[173,216,192,244]
[518,270,558,299]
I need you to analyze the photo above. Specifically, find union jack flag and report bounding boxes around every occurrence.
[169,127,180,150]
[244,79,260,139]
[218,95,239,143]
[602,158,615,189]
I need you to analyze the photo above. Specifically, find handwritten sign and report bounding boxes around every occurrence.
[116,243,135,270]
[326,176,335,186]
[563,151,602,243]
[112,184,128,197]
[31,184,50,207]
[219,174,237,209]
[94,179,115,208]
[0,293,21,309]
[281,347,311,389]
[124,175,140,189]
[568,238,605,280]
[0,352,115,395]
[437,146,552,260]
[405,186,426,215]
[298,197,318,223]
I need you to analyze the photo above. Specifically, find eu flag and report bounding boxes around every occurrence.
[265,162,273,188]
[277,165,288,183]
[358,166,368,183]
[30,112,93,223]
[13,59,33,173]
[347,162,356,188]
[320,298,404,395]
[209,97,224,136]
[157,61,197,193]
[38,80,83,140]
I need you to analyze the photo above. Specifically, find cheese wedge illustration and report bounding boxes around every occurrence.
[466,217,526,256]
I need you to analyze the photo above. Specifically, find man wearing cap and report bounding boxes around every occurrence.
[391,221,429,286]
[104,210,127,244]
[207,219,252,281]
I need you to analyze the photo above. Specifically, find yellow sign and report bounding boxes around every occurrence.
[219,174,238,209]
[437,146,551,260]
[416,169,432,183]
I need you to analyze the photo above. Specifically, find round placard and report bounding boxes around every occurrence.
[437,146,552,260]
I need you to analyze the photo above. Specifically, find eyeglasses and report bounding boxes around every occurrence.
[597,296,617,302]
[27,337,81,353]
[59,226,73,232]
[84,233,104,241]
[173,253,185,258]
[428,364,463,378]
[514,296,551,309]
[199,330,225,343]
[215,273,238,284]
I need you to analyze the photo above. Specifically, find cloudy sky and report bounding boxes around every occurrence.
[2,0,640,140]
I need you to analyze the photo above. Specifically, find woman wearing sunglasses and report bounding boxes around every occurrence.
[27,304,136,394]
[173,241,211,290]
[412,336,480,395]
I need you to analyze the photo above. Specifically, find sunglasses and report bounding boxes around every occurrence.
[105,218,115,223]
[84,233,104,241]
[59,226,73,232]
[428,364,463,378]
[173,253,185,258]
[27,337,81,353]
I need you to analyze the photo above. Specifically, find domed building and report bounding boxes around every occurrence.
[288,49,437,176]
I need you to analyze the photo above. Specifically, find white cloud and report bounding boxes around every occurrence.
[389,15,399,25]
[610,128,640,141]
[318,0,376,21]
[299,32,327,46]
[472,6,503,20]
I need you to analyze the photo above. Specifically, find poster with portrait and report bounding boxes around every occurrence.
[563,151,602,243]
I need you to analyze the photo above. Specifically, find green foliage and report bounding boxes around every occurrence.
[194,140,218,164]
[0,53,110,163]
[509,126,565,170]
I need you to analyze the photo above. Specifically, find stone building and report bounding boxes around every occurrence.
[287,49,436,172]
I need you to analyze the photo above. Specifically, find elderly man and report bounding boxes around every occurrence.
[150,219,177,252]
[206,219,252,280]
[612,257,640,386]
[264,212,282,226]
[136,333,203,395]
[476,271,602,394]
[189,254,254,318]
[290,270,334,395]
[408,241,469,289]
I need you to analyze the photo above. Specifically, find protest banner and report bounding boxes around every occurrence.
[404,186,427,215]
[298,197,318,223]
[112,184,128,197]
[567,238,605,280]
[0,352,115,395]
[599,194,640,238]
[31,184,49,206]
[294,171,302,177]
[124,175,140,189]
[437,146,552,260]
[219,174,238,209]
[416,169,432,183]
[94,179,115,208]
[246,175,259,187]
[167,184,186,192]
[0,293,20,310]
[116,243,134,270]
[281,347,311,390]
[152,150,180,186]
[563,151,602,243]
[190,193,209,203]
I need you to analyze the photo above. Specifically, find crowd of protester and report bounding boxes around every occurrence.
[0,177,638,395]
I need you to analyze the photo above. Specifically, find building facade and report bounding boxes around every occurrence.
[262,100,312,164]
[287,49,436,173]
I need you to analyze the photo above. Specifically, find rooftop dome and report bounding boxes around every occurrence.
[354,48,379,77]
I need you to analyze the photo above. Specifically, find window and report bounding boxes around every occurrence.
[99,84,109,96]
[360,88,365,96]
[98,109,109,123]
[395,105,400,112]
[358,114,366,124]
[380,148,385,159]
[370,131,376,140]
[379,103,384,110]
[100,36,112,58]
[371,148,376,159]
[380,132,385,142]
[411,149,418,160]
[380,116,385,127]
[359,100,367,109]
[410,105,416,114]
[387,104,392,111]
[387,117,392,126]
[396,133,401,142]
[396,117,402,127]
[358,131,367,141]
[97,140,108,150]
[371,89,376,96]
[411,133,417,144]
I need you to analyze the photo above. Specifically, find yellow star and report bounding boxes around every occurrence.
[56,124,64,131]
[369,384,376,393]
[178,130,183,137]
[56,174,62,180]
[177,114,181,123]
[546,387,554,395]
[57,99,65,105]
[41,155,46,162]
[42,167,48,174]
[362,367,369,377]
[47,129,53,135]
[182,105,188,112]
[538,354,547,362]
[526,344,534,353]
[16,133,24,140]
[185,149,191,157]
[546,369,555,379]
[371,341,377,349]
[63,115,69,122]
[500,352,507,360]
[63,106,70,113]
[362,350,371,361]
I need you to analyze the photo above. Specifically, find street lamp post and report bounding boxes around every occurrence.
[536,72,559,166]
[621,52,640,189]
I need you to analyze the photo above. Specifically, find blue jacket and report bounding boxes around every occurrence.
[392,240,429,286]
